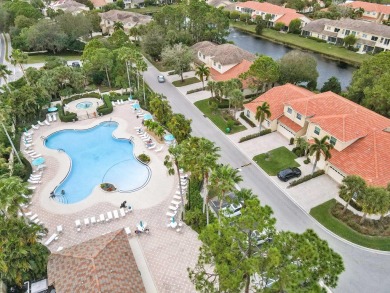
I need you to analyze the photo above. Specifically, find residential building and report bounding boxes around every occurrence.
[90,0,109,9]
[207,0,232,9]
[99,10,152,35]
[301,18,390,54]
[48,0,89,15]
[342,1,390,24]
[244,84,390,187]
[192,41,256,91]
[123,0,145,9]
[47,229,146,292]
[235,1,311,30]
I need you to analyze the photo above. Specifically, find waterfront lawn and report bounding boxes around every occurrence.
[172,77,200,87]
[195,98,246,134]
[253,146,300,176]
[27,52,82,64]
[230,22,371,66]
[310,199,390,251]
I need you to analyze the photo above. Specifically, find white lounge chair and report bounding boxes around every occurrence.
[125,227,131,235]
[169,205,179,211]
[23,132,32,138]
[112,101,116,106]
[30,153,42,159]
[119,208,126,217]
[166,211,176,217]
[106,211,113,221]
[173,195,181,200]
[29,175,42,180]
[30,214,38,221]
[99,214,105,223]
[142,137,151,142]
[37,164,46,171]
[27,186,37,190]
[57,246,63,251]
[24,143,34,148]
[148,144,156,150]
[113,210,119,219]
[25,150,35,154]
[171,200,181,206]
[155,146,164,153]
[48,115,53,123]
[90,216,96,224]
[31,124,39,130]
[44,233,58,246]
[24,211,32,216]
[119,99,123,105]
[134,126,142,130]
[57,225,63,233]
[38,121,45,126]
[75,219,81,231]
[28,179,41,184]
[84,218,90,226]
[52,113,57,121]
[33,218,40,224]
[44,120,50,126]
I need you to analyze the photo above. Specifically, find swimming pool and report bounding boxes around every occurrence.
[45,122,151,204]
[76,101,93,109]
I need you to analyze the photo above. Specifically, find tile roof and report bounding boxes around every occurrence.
[91,0,107,8]
[99,10,152,26]
[244,83,313,120]
[47,229,146,293]
[286,91,390,142]
[342,1,390,15]
[209,59,252,86]
[50,0,87,9]
[278,115,302,132]
[236,1,297,15]
[276,12,306,26]
[197,43,256,65]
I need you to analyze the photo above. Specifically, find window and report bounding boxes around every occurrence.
[345,30,350,36]
[326,26,331,30]
[213,61,216,66]
[314,126,320,135]
[218,64,221,69]
[246,110,250,117]
[198,52,201,57]
[351,31,356,36]
[287,107,292,114]
[202,54,205,59]
[334,28,340,32]
[385,39,390,45]
[356,43,361,49]
[296,113,302,120]
[330,136,337,146]
[371,36,378,41]
[362,34,367,38]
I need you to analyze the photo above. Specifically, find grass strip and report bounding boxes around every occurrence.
[172,77,200,87]
[27,52,82,64]
[310,199,390,251]
[194,98,246,134]
[230,22,371,66]
[252,146,299,175]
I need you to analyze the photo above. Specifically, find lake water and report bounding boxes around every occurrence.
[227,28,356,90]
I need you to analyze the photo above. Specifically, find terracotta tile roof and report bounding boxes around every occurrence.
[91,0,107,8]
[209,59,252,86]
[276,12,305,26]
[287,91,390,142]
[236,1,296,15]
[330,129,390,187]
[244,84,313,120]
[47,229,146,293]
[278,115,302,133]
[342,1,390,15]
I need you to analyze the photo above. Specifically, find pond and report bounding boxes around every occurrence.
[227,28,356,90]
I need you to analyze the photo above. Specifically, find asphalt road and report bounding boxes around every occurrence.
[142,60,390,293]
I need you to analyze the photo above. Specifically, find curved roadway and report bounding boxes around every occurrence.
[143,60,390,293]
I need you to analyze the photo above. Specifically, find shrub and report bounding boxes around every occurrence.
[97,95,113,115]
[289,137,295,145]
[239,129,272,143]
[57,104,78,122]
[13,157,31,182]
[303,158,311,164]
[138,153,150,164]
[289,170,325,187]
[226,119,235,129]
[187,88,204,94]
[240,112,256,127]
[167,71,176,76]
[292,147,305,157]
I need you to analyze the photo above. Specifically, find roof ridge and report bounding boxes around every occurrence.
[373,130,379,182]
[93,230,123,258]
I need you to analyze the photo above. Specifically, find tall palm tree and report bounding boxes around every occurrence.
[0,64,12,91]
[229,88,244,118]
[210,164,243,232]
[11,49,30,85]
[308,136,334,175]
[180,137,221,225]
[339,175,366,213]
[195,64,210,90]
[255,101,271,133]
[207,80,216,98]
[113,21,124,31]
[135,57,148,104]
[116,47,136,92]
[129,26,140,42]
[358,186,384,224]
[0,176,30,219]
[164,145,185,219]
[215,81,225,102]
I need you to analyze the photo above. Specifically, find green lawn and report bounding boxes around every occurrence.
[172,77,200,87]
[126,4,178,15]
[230,22,371,66]
[27,52,82,64]
[253,146,300,175]
[310,199,390,251]
[143,54,172,72]
[195,98,246,134]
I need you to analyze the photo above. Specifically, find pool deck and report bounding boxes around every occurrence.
[24,102,200,293]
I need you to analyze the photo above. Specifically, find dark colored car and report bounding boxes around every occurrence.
[71,62,81,68]
[277,167,302,182]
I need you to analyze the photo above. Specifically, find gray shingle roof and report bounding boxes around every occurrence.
[99,10,152,26]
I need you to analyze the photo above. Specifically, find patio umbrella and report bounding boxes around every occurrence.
[171,216,176,223]
[143,113,153,120]
[132,103,140,110]
[32,157,45,166]
[48,107,58,113]
[129,94,133,100]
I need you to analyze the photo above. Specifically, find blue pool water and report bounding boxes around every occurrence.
[45,122,151,204]
[76,101,93,109]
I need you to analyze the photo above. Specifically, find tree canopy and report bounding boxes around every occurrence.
[321,76,342,94]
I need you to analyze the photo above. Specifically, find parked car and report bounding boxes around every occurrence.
[71,62,81,68]
[222,203,242,218]
[277,167,302,182]
[250,230,273,247]
[157,75,165,83]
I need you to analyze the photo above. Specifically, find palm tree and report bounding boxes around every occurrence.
[308,136,334,175]
[215,81,225,102]
[180,137,221,225]
[0,176,30,219]
[255,101,271,133]
[129,26,140,42]
[295,137,309,158]
[229,89,244,118]
[339,175,366,213]
[210,164,243,232]
[155,125,165,139]
[207,80,216,98]
[11,49,29,85]
[375,187,390,221]
[0,64,12,91]
[164,145,185,219]
[358,186,385,224]
[195,64,210,90]
[113,21,124,31]
[135,57,148,104]
[117,47,137,92]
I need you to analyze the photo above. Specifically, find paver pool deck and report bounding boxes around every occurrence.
[25,102,200,293]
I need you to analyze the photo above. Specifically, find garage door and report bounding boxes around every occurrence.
[277,123,294,139]
[327,165,345,184]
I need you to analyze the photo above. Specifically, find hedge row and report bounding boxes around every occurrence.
[97,95,113,115]
[62,92,100,105]
[288,170,325,187]
[239,112,256,127]
[187,87,204,94]
[57,104,78,122]
[239,129,271,143]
